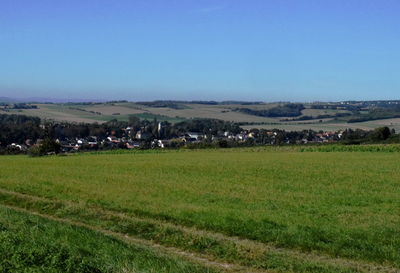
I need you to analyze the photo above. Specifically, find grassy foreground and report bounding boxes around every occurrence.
[0,206,213,273]
[0,147,400,272]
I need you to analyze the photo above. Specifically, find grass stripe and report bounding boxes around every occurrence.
[0,188,396,273]
[0,205,216,273]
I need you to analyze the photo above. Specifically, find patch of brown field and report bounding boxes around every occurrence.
[301,108,351,116]
[140,104,279,122]
[82,104,146,115]
[241,121,400,131]
[12,106,104,123]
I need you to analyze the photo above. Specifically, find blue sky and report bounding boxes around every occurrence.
[1,0,399,101]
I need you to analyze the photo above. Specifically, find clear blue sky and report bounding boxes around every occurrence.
[1,0,399,101]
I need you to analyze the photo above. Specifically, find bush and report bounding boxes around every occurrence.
[370,127,391,141]
[0,146,25,155]
[28,138,61,157]
[218,139,229,148]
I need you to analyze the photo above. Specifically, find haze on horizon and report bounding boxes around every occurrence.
[1,0,400,102]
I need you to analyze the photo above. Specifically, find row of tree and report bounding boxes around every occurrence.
[0,115,42,146]
[1,114,399,155]
[235,104,305,117]
[0,114,242,146]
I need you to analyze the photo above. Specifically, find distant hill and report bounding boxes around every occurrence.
[0,97,105,103]
[0,97,19,103]
[1,99,400,132]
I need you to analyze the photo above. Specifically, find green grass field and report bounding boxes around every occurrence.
[0,207,214,273]
[1,147,400,272]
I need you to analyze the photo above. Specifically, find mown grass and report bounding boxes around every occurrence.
[1,147,400,270]
[0,190,359,273]
[0,206,214,273]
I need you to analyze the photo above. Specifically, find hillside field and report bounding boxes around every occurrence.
[4,101,400,131]
[1,147,400,272]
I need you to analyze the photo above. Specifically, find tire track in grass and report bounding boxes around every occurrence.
[0,188,398,273]
[0,204,264,273]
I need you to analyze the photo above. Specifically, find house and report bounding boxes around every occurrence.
[107,136,120,143]
[135,130,153,140]
[126,141,141,149]
[186,132,204,140]
[61,144,75,152]
[235,133,247,141]
[88,136,98,146]
[9,143,26,151]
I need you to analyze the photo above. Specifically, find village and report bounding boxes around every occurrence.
[6,123,344,153]
[59,127,343,152]
[5,113,395,155]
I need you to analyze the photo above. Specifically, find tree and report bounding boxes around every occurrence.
[28,138,61,157]
[370,127,391,141]
[128,115,141,129]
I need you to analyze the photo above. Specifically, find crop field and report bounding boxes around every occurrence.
[10,103,185,124]
[8,104,101,123]
[5,101,400,132]
[1,147,400,272]
[242,119,400,132]
[134,103,280,123]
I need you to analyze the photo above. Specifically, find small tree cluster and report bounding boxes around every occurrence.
[28,138,61,157]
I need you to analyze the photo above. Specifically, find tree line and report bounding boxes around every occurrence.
[1,113,399,155]
[0,114,241,146]
[235,104,305,117]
